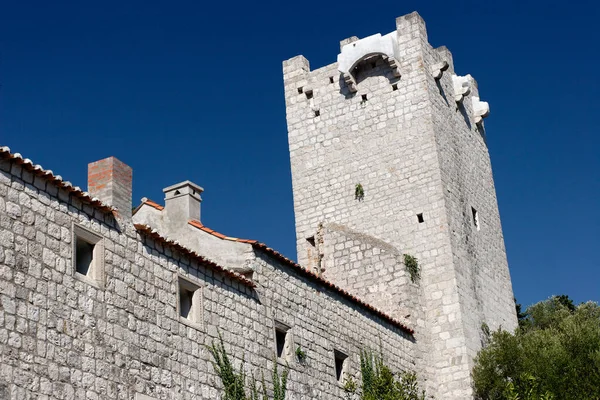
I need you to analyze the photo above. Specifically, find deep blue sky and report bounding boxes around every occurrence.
[1,1,598,308]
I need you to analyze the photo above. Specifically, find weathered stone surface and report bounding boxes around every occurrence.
[283,11,516,399]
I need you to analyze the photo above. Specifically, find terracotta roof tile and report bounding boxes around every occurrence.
[0,146,116,214]
[134,223,256,288]
[186,219,413,335]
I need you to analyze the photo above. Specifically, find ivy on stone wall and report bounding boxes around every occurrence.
[208,333,289,400]
[342,349,427,400]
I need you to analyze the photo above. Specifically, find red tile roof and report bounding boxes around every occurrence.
[0,146,116,214]
[186,219,414,335]
[134,223,256,288]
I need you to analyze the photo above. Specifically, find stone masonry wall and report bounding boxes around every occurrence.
[283,12,517,399]
[0,157,415,399]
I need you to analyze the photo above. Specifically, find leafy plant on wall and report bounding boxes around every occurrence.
[208,332,289,400]
[355,183,365,201]
[342,349,427,400]
[403,254,420,283]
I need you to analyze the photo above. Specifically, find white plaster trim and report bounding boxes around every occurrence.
[472,96,490,123]
[337,32,401,92]
[452,74,472,102]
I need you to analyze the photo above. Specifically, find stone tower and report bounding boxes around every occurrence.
[283,12,517,399]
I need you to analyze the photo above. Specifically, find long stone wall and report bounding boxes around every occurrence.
[0,156,415,399]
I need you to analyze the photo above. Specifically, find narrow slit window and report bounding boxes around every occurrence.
[274,321,290,359]
[329,76,334,84]
[334,350,348,382]
[472,207,480,230]
[417,213,424,223]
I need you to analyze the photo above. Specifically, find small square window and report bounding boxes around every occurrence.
[361,94,368,102]
[314,109,320,117]
[392,83,398,91]
[472,207,480,230]
[72,224,104,285]
[305,90,313,99]
[334,350,348,382]
[178,277,203,327]
[417,213,424,223]
[274,321,291,360]
[297,87,303,94]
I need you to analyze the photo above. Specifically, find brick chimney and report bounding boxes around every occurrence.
[88,157,133,218]
[163,181,203,225]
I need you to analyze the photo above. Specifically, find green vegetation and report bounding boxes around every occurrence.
[208,333,289,400]
[403,254,420,283]
[295,345,306,363]
[473,296,600,400]
[343,349,427,400]
[355,183,365,201]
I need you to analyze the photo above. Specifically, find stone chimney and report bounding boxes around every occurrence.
[88,157,133,218]
[163,181,204,225]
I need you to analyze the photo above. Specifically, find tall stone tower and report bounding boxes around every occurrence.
[283,12,517,399]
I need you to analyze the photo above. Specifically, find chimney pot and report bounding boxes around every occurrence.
[88,157,133,218]
[163,180,204,224]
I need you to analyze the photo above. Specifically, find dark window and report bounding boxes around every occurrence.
[274,321,290,359]
[297,87,303,94]
[306,90,313,99]
[417,213,424,223]
[472,207,479,230]
[329,76,334,84]
[334,350,348,381]
[276,329,287,358]
[179,287,194,319]
[306,236,316,247]
[361,94,368,102]
[75,237,94,276]
[392,83,398,91]
[314,110,320,117]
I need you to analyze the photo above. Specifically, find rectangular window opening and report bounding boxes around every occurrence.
[472,207,480,230]
[274,321,290,359]
[329,76,334,84]
[361,94,368,102]
[392,83,398,91]
[334,350,348,382]
[73,224,104,285]
[417,213,424,223]
[305,90,313,99]
[179,278,202,326]
[297,87,303,94]
[314,109,320,117]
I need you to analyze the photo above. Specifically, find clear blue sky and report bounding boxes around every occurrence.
[1,1,598,308]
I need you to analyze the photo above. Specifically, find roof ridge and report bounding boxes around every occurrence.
[185,218,414,335]
[0,146,116,214]
[134,223,256,288]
